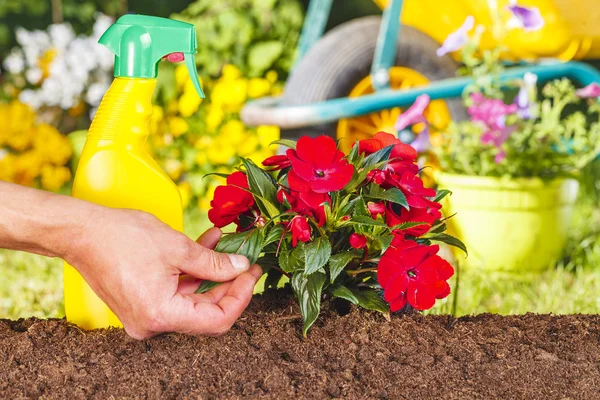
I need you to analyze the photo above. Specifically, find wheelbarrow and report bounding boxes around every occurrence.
[241,0,600,153]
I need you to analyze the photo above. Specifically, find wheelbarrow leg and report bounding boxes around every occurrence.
[296,0,334,66]
[371,0,404,90]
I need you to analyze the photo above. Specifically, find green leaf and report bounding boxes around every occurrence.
[279,245,305,273]
[255,255,279,274]
[366,188,408,209]
[263,224,285,247]
[353,196,369,217]
[391,221,429,231]
[433,189,452,203]
[241,158,279,218]
[428,233,468,255]
[270,139,296,150]
[349,215,388,228]
[196,280,221,294]
[304,237,332,276]
[291,271,326,336]
[329,250,362,283]
[347,141,360,162]
[330,286,390,314]
[429,222,447,234]
[264,268,284,290]
[215,228,264,265]
[203,172,231,179]
[361,145,394,169]
[248,41,284,74]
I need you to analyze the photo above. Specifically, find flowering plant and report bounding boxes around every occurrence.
[430,7,600,178]
[206,134,466,335]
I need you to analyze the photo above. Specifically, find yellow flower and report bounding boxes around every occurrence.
[34,124,72,165]
[68,102,86,117]
[40,165,71,192]
[194,135,213,150]
[6,127,34,152]
[248,149,275,166]
[150,106,164,136]
[248,78,271,98]
[195,151,208,166]
[206,106,224,132]
[221,64,242,81]
[164,159,183,181]
[198,184,217,211]
[237,134,259,156]
[178,182,192,209]
[168,116,189,137]
[0,153,15,182]
[219,120,246,146]
[13,151,43,186]
[38,49,57,79]
[178,92,202,117]
[175,64,190,88]
[210,79,248,111]
[266,70,278,84]
[257,125,280,149]
[207,138,236,165]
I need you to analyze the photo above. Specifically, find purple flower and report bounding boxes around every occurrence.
[507,0,545,32]
[436,16,475,57]
[395,94,431,153]
[494,149,507,164]
[516,72,538,119]
[576,83,600,98]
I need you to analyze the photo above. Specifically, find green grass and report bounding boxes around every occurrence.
[1,166,599,319]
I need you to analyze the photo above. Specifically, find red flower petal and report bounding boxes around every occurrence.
[226,171,249,189]
[349,233,367,249]
[296,136,338,170]
[377,247,404,287]
[383,272,409,302]
[389,292,407,312]
[434,280,451,299]
[407,280,436,310]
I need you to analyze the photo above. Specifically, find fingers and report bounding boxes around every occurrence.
[195,227,222,249]
[165,265,262,335]
[177,228,224,295]
[178,241,251,282]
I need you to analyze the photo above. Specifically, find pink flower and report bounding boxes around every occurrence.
[576,83,600,99]
[349,233,367,249]
[436,16,475,57]
[394,94,432,153]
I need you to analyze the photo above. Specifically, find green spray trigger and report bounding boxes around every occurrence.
[99,14,205,98]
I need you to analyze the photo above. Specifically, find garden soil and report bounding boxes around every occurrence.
[1,290,600,399]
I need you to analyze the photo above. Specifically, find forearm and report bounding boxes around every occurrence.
[0,181,96,259]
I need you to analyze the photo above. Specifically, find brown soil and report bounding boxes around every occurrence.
[1,290,600,399]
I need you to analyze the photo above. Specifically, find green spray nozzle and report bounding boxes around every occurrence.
[99,14,205,98]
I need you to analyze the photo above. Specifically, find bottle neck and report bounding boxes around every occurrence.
[88,77,157,144]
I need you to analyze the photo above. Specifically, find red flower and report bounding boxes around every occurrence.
[208,171,255,228]
[378,240,454,311]
[287,136,354,193]
[277,188,328,226]
[349,233,367,249]
[358,131,417,161]
[262,154,292,171]
[388,172,437,209]
[386,203,441,237]
[367,201,386,219]
[288,216,312,247]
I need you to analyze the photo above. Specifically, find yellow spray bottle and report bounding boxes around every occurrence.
[64,15,205,329]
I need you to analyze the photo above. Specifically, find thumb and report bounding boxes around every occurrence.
[178,241,251,282]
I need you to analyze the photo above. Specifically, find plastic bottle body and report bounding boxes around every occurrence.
[64,77,183,330]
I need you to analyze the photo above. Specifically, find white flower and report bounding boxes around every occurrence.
[19,90,42,109]
[86,81,110,106]
[48,23,75,51]
[3,50,25,74]
[93,13,114,40]
[25,68,43,84]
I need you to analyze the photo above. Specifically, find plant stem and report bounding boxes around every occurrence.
[51,0,63,23]
[347,267,377,276]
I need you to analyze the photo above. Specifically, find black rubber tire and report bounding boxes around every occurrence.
[281,16,467,140]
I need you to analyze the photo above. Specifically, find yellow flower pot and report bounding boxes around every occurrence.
[436,173,580,272]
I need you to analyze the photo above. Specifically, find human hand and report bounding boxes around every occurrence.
[64,207,262,339]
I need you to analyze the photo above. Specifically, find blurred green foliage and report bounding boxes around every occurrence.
[172,0,304,78]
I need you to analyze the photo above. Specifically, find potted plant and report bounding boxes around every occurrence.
[408,11,600,272]
[203,133,465,334]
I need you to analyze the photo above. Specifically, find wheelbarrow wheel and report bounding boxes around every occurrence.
[281,16,466,144]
